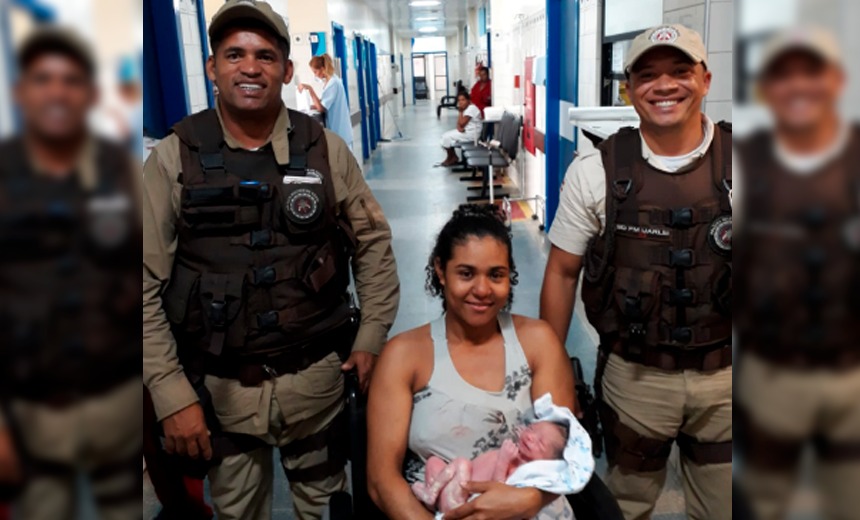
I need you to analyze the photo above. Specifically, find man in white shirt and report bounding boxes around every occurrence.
[540,25,732,520]
[439,91,483,166]
[734,27,860,520]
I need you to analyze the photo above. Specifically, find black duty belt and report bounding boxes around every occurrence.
[746,342,860,371]
[606,340,732,372]
[203,315,358,386]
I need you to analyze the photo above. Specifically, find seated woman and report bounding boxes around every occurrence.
[367,205,576,520]
[438,92,483,167]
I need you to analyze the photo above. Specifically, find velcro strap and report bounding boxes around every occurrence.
[600,401,672,472]
[666,287,696,306]
[668,248,695,268]
[281,411,347,458]
[650,207,717,228]
[677,433,732,464]
[814,436,860,462]
[281,410,349,483]
[230,229,290,248]
[610,341,732,371]
[251,264,297,286]
[282,457,345,483]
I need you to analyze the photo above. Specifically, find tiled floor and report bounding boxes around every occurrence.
[143,101,687,519]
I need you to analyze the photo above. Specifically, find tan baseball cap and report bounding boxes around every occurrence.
[624,24,707,73]
[17,26,96,76]
[759,26,842,74]
[208,0,290,45]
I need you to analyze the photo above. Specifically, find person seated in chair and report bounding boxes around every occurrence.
[439,92,483,167]
[367,205,577,520]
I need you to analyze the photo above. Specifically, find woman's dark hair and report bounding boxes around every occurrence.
[425,204,518,310]
[457,91,471,102]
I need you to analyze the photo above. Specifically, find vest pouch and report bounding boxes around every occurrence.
[582,265,616,322]
[302,241,349,294]
[181,205,262,233]
[163,264,202,329]
[712,263,731,316]
[198,272,247,355]
[278,182,328,237]
[613,268,662,345]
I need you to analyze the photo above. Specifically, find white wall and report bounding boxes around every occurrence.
[487,0,546,214]
[663,0,733,122]
[577,0,602,156]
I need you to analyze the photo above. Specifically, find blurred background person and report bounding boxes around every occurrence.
[735,26,860,520]
[91,54,143,158]
[470,65,491,117]
[298,54,353,149]
[0,26,142,519]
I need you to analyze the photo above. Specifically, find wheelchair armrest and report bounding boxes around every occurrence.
[566,474,624,520]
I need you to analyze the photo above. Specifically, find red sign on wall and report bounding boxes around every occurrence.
[523,57,536,155]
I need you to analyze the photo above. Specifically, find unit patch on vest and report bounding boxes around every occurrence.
[286,188,322,224]
[88,193,131,248]
[708,215,732,255]
[615,223,670,239]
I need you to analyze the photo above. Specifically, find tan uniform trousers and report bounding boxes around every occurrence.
[9,378,142,520]
[207,351,347,520]
[601,353,732,520]
[737,353,860,520]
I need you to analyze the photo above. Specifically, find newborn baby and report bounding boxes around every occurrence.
[412,421,569,513]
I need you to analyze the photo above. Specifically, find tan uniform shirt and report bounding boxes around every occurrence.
[549,116,720,255]
[142,103,400,423]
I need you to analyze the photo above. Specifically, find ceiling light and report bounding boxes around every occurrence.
[418,27,438,33]
[415,17,438,21]
[409,1,441,7]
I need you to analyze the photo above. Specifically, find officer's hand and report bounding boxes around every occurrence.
[161,403,212,461]
[443,481,544,520]
[0,427,22,484]
[341,351,377,394]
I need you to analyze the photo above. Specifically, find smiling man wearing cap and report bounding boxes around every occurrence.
[541,24,732,520]
[141,1,400,519]
[735,27,860,520]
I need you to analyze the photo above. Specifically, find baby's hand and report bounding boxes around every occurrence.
[500,439,518,460]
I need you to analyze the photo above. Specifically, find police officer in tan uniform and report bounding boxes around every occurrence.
[540,25,732,520]
[736,28,860,520]
[142,2,399,519]
[0,27,142,520]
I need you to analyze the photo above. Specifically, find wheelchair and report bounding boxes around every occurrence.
[330,360,624,520]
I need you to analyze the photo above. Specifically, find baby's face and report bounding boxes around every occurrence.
[516,422,566,462]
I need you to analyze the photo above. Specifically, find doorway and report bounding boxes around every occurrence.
[411,51,448,102]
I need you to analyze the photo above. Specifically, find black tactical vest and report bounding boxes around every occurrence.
[735,126,860,368]
[581,123,733,356]
[0,137,142,402]
[162,109,356,362]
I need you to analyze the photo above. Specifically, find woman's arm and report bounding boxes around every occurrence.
[367,335,435,520]
[457,114,471,132]
[522,317,576,411]
[300,84,326,112]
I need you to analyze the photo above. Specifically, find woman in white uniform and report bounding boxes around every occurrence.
[298,54,353,149]
[439,91,483,166]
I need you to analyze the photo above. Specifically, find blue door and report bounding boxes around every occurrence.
[332,23,349,104]
[354,36,370,161]
[362,37,377,150]
[369,42,381,146]
[400,54,406,107]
